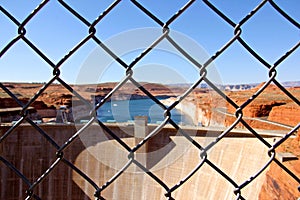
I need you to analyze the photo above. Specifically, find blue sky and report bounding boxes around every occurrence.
[0,0,299,85]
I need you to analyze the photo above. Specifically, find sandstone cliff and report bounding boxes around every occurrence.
[259,133,300,200]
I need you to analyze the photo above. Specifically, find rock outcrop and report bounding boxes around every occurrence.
[268,103,300,127]
[259,133,300,200]
[0,97,54,110]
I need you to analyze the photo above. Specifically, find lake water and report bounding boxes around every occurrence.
[97,98,193,125]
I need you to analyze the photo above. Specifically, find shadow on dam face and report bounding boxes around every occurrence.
[0,124,276,199]
[73,123,275,200]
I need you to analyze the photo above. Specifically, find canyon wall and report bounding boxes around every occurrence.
[259,133,300,200]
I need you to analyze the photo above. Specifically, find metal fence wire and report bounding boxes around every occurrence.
[0,0,299,199]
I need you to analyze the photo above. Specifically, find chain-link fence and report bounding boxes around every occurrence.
[0,1,299,199]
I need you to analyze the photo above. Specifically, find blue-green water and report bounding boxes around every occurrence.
[97,98,193,125]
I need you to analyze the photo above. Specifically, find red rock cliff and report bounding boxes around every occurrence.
[259,133,300,200]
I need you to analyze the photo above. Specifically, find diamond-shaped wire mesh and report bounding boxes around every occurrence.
[0,1,299,199]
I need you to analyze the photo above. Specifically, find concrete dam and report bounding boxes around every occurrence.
[0,123,280,199]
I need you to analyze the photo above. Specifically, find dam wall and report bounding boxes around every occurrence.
[0,123,277,199]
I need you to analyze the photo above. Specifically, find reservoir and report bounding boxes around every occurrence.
[97,98,193,125]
